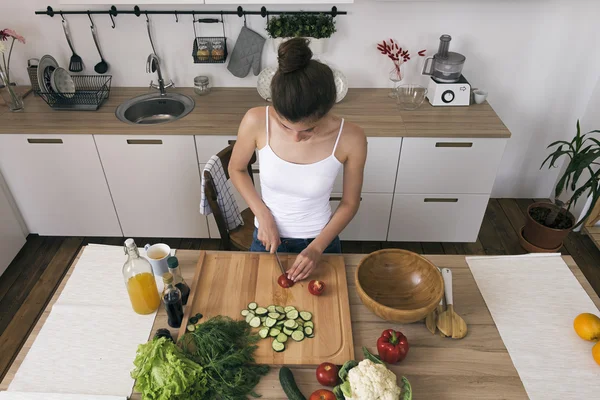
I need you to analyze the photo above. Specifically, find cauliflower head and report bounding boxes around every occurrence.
[346,359,402,400]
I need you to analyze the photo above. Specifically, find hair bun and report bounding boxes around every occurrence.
[277,37,313,74]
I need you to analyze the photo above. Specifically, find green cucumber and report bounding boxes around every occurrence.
[284,306,296,313]
[401,376,412,400]
[258,328,269,339]
[277,313,286,320]
[268,312,280,319]
[304,321,314,329]
[296,319,305,327]
[265,317,277,327]
[248,302,258,310]
[304,327,313,336]
[255,307,268,315]
[279,367,306,400]
[275,306,285,313]
[299,311,312,321]
[241,309,250,317]
[291,330,305,342]
[283,319,296,329]
[276,333,289,343]
[267,305,277,313]
[286,310,299,320]
[283,327,294,335]
[245,313,255,323]
[272,340,285,352]
[276,320,285,327]
[269,328,281,337]
[249,316,261,328]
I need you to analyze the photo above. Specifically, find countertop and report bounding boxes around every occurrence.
[8,249,595,398]
[0,87,511,138]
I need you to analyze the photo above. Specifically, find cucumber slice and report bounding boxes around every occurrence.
[272,340,285,352]
[283,319,296,329]
[245,313,255,323]
[291,331,305,342]
[304,327,313,336]
[265,317,277,327]
[241,309,250,317]
[268,312,280,319]
[276,320,285,327]
[249,316,261,328]
[267,305,276,313]
[284,306,296,313]
[186,324,196,332]
[248,302,258,310]
[260,316,267,323]
[300,311,312,321]
[269,328,281,337]
[255,307,268,315]
[258,328,269,339]
[291,322,299,330]
[286,310,299,320]
[277,313,286,320]
[275,306,285,314]
[283,327,294,335]
[296,319,305,327]
[307,333,315,338]
[276,333,289,343]
[304,321,314,329]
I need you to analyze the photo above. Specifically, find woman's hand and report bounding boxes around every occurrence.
[257,213,281,253]
[288,246,322,282]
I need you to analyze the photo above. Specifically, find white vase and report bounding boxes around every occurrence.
[272,37,328,55]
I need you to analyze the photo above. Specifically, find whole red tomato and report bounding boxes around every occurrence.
[308,280,325,296]
[309,389,336,400]
[278,274,294,288]
[316,362,339,386]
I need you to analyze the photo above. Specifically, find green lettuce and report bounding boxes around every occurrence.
[131,337,207,400]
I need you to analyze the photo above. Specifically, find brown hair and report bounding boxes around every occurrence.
[271,38,336,123]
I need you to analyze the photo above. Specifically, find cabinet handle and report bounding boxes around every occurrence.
[27,138,63,144]
[127,139,163,145]
[329,196,363,202]
[435,142,473,148]
[424,198,458,203]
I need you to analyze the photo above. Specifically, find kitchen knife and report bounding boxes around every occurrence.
[275,251,286,276]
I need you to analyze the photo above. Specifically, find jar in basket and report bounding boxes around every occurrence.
[196,40,210,62]
[0,70,24,112]
[211,40,225,61]
[194,76,210,96]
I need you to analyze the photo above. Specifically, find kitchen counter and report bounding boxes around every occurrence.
[0,87,510,138]
[7,249,595,398]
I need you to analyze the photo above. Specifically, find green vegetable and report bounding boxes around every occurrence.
[180,316,269,399]
[338,360,358,381]
[362,346,383,365]
[401,376,412,400]
[279,366,306,400]
[333,385,345,400]
[131,337,207,400]
[340,380,352,398]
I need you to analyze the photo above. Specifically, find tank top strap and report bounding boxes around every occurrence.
[265,106,270,145]
[331,118,345,156]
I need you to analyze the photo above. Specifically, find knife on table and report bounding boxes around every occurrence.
[275,251,286,276]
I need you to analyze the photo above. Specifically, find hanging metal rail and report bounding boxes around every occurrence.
[35,5,346,29]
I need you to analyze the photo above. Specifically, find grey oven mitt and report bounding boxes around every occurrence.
[227,26,266,78]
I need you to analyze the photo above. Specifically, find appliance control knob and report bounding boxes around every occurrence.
[442,90,455,103]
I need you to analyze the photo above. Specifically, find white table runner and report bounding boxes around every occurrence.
[7,244,157,397]
[0,392,125,400]
[467,254,600,399]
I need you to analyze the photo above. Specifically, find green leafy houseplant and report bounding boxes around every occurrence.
[523,121,600,250]
[266,13,336,39]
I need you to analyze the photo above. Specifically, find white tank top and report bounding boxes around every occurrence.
[255,107,344,239]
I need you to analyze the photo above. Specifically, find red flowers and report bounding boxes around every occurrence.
[0,29,26,44]
[377,39,426,64]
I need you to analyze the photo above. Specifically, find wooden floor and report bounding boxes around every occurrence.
[1,198,600,381]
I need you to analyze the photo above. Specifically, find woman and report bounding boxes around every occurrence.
[229,38,367,282]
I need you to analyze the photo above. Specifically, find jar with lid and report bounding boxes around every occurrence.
[194,76,211,96]
[211,40,225,61]
[196,40,210,62]
[123,238,160,315]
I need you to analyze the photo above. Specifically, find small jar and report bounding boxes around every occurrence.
[196,40,209,62]
[194,76,210,96]
[211,40,225,61]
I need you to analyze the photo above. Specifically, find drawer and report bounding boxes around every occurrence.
[395,138,506,194]
[388,194,489,242]
[333,137,401,193]
[195,135,259,166]
[330,193,393,241]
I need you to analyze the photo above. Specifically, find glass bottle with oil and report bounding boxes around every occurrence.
[123,238,160,315]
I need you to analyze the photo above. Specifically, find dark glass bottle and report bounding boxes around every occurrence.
[167,256,190,305]
[162,273,184,329]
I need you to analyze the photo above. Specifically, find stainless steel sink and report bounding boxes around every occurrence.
[115,93,195,125]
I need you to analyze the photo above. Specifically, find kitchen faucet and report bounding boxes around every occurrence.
[146,53,174,96]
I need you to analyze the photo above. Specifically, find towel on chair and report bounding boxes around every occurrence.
[200,155,244,230]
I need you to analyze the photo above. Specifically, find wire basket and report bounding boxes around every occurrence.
[192,18,228,64]
[39,75,112,111]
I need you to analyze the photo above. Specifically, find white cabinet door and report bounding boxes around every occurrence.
[388,194,489,242]
[94,135,209,238]
[330,193,393,241]
[395,138,507,194]
[333,137,401,193]
[0,135,122,236]
[0,172,26,276]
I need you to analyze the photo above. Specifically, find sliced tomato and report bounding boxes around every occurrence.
[316,362,339,386]
[309,389,336,400]
[278,273,294,288]
[308,280,325,296]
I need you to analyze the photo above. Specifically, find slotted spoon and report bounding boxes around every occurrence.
[62,18,83,72]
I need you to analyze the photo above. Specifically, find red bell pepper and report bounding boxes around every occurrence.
[377,329,409,364]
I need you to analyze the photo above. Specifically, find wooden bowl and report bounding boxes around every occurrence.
[355,249,444,323]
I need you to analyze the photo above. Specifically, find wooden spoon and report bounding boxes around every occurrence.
[436,268,468,339]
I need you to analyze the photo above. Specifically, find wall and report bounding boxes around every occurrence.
[2,0,600,198]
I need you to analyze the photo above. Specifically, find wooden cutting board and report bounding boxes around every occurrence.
[179,251,354,366]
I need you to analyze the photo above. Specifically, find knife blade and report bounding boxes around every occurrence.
[275,251,286,276]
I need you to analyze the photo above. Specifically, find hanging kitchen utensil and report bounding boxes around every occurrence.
[436,268,468,339]
[61,15,83,72]
[145,14,158,73]
[88,14,109,74]
[192,14,228,64]
[422,34,465,83]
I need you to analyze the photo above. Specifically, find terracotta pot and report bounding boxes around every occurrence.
[522,202,575,250]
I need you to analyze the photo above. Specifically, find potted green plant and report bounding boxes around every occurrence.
[266,13,336,54]
[521,121,600,251]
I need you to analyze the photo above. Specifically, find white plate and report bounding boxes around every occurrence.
[51,67,76,98]
[256,66,277,101]
[37,55,59,94]
[333,69,348,103]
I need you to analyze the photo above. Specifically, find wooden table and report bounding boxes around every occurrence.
[3,250,599,399]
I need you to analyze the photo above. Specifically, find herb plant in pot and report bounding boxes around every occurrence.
[266,13,336,54]
[522,121,600,251]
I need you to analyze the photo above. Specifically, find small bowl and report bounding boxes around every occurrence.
[396,84,427,111]
[356,249,444,323]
